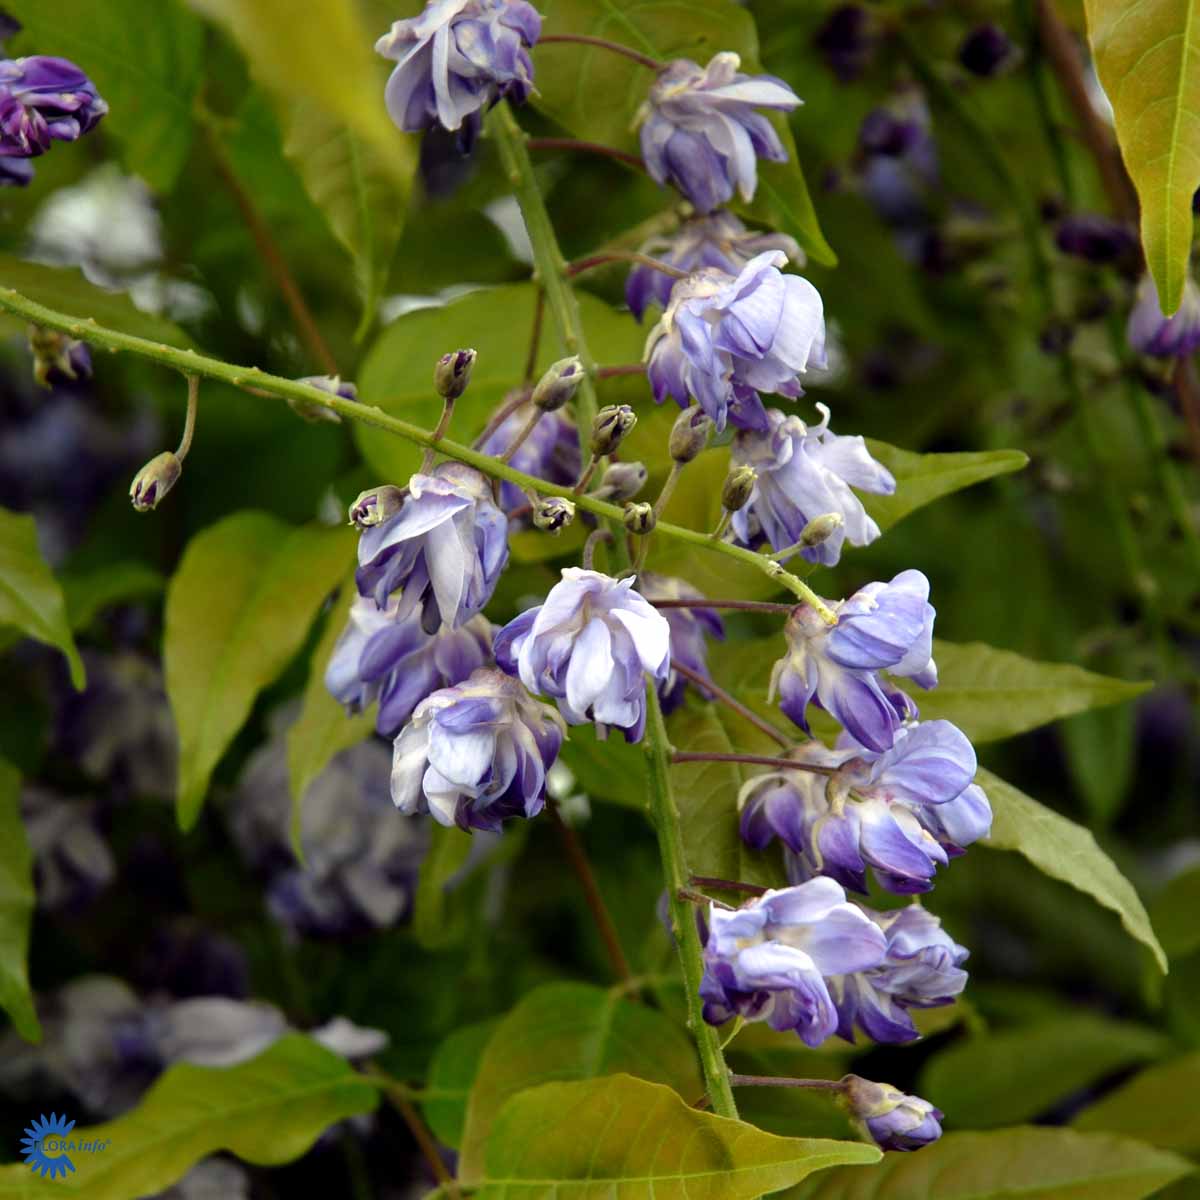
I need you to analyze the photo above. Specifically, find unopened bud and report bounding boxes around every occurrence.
[720,465,757,513]
[800,511,844,547]
[348,484,405,529]
[435,348,476,400]
[669,406,712,463]
[129,451,182,513]
[840,1074,943,1152]
[593,460,647,502]
[532,495,576,533]
[532,356,584,411]
[29,325,92,389]
[591,404,637,456]
[623,501,656,535]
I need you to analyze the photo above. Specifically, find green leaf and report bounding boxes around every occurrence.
[164,513,353,830]
[0,257,191,348]
[0,1035,377,1198]
[1083,0,1200,313]
[479,1074,880,1198]
[285,574,375,861]
[558,726,648,810]
[422,1019,501,1150]
[864,442,1028,532]
[62,562,164,632]
[898,640,1151,744]
[413,822,476,949]
[1150,865,1200,960]
[785,1127,1192,1200]
[10,0,204,192]
[919,1015,1170,1129]
[980,767,1168,972]
[0,508,85,690]
[1075,1053,1200,1154]
[1060,703,1138,824]
[0,759,39,1043]
[532,0,834,264]
[459,982,704,1181]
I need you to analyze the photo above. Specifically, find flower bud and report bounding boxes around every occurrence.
[532,495,576,533]
[623,501,656,535]
[435,348,476,400]
[800,511,844,548]
[29,326,92,388]
[841,1075,943,1152]
[348,484,405,529]
[532,356,584,412]
[593,461,647,502]
[720,465,757,512]
[669,406,712,463]
[129,451,182,513]
[590,405,637,456]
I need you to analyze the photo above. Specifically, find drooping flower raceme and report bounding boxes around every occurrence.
[636,573,724,713]
[645,251,826,433]
[1127,273,1200,358]
[477,401,581,515]
[376,0,540,149]
[699,879,887,1046]
[638,52,800,214]
[842,1075,944,1152]
[325,593,492,737]
[830,903,969,1044]
[390,667,566,831]
[771,569,937,752]
[729,404,895,566]
[625,211,801,321]
[0,56,107,158]
[356,461,508,629]
[739,720,991,894]
[495,568,671,742]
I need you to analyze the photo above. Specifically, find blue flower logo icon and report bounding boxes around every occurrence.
[21,1113,76,1180]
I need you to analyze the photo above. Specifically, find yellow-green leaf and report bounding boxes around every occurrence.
[1075,1053,1200,1154]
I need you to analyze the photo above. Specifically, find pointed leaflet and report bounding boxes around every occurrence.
[1075,1053,1200,1154]
[0,1036,377,1198]
[0,508,84,690]
[980,768,1168,972]
[165,513,353,830]
[1083,0,1200,313]
[479,1074,879,1198]
[0,759,39,1043]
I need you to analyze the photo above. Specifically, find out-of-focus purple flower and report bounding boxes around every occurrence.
[636,573,724,713]
[495,568,671,741]
[356,461,508,629]
[391,667,565,831]
[477,400,581,514]
[831,904,969,1043]
[289,374,353,424]
[842,1075,943,1151]
[0,56,107,157]
[325,592,492,737]
[638,52,800,213]
[1054,215,1138,265]
[21,787,116,913]
[771,570,937,752]
[1127,273,1200,357]
[958,24,1016,77]
[376,0,540,150]
[0,151,32,184]
[729,404,893,566]
[699,879,887,1047]
[645,251,826,433]
[814,6,874,82]
[625,211,801,321]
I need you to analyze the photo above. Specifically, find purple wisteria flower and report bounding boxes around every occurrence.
[831,903,969,1043]
[699,879,887,1046]
[376,0,540,150]
[842,1075,943,1151]
[729,404,894,566]
[0,56,107,157]
[625,211,801,321]
[635,573,724,713]
[390,667,566,831]
[356,461,508,629]
[494,568,671,742]
[1127,274,1200,358]
[771,569,937,751]
[0,153,32,185]
[325,593,492,737]
[638,52,800,213]
[645,251,826,433]
[477,401,581,515]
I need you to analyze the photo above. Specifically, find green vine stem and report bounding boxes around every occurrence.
[0,286,836,618]
[644,685,738,1118]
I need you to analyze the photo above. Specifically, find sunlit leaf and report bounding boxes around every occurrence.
[0,758,39,1043]
[1075,1053,1200,1154]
